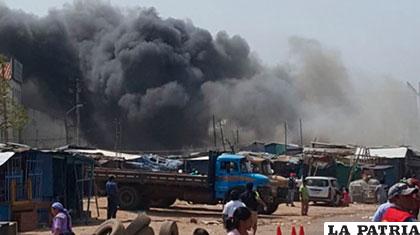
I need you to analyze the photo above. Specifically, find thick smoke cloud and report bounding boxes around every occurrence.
[0,1,418,150]
[0,1,259,149]
[119,81,190,120]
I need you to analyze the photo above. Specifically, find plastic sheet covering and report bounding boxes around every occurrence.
[125,154,183,172]
[0,152,15,167]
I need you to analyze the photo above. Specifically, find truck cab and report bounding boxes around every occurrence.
[213,153,281,214]
[214,153,269,200]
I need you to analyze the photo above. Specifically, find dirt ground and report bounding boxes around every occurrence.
[22,197,378,235]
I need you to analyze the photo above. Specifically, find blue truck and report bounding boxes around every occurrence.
[95,151,283,214]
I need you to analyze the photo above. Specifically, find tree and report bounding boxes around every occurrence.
[0,54,28,142]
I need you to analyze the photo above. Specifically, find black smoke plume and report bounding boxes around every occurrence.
[0,1,260,149]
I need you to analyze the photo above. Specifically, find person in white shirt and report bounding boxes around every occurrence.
[223,190,246,230]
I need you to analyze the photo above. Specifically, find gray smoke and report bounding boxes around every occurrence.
[0,1,418,150]
[119,81,190,120]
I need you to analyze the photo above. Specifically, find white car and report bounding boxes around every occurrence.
[305,176,340,206]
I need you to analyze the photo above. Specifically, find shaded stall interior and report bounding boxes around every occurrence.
[0,147,94,232]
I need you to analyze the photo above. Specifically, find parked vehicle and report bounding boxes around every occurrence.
[349,177,380,203]
[95,152,282,214]
[305,176,340,206]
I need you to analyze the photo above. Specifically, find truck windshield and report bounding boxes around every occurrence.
[240,160,252,173]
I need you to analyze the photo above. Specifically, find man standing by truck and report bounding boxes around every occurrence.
[287,172,297,207]
[240,183,266,235]
[106,175,119,219]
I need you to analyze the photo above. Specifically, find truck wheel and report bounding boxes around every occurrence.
[125,214,151,235]
[94,219,126,235]
[159,221,178,235]
[119,186,140,210]
[137,195,151,211]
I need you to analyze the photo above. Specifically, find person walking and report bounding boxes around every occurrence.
[240,183,266,235]
[381,183,418,222]
[299,179,309,216]
[223,190,246,230]
[51,202,74,235]
[287,172,297,207]
[227,207,253,235]
[341,187,351,207]
[106,175,119,219]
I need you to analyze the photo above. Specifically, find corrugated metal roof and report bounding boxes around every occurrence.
[63,148,141,160]
[356,147,408,159]
[304,147,355,156]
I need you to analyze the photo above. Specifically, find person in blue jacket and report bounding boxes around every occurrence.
[106,175,119,219]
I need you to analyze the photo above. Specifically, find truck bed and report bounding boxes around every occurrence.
[94,167,210,188]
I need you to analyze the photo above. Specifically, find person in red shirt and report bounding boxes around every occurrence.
[381,183,418,222]
[340,187,351,207]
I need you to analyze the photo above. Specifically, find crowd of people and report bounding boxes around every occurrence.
[371,178,420,222]
[47,174,420,235]
[222,183,267,235]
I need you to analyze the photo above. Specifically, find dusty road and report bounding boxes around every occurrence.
[22,197,377,235]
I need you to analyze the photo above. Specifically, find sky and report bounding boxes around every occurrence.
[2,0,420,83]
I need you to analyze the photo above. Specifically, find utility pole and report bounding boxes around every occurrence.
[114,118,121,156]
[219,121,226,151]
[75,77,81,146]
[236,129,239,148]
[299,119,303,147]
[284,121,288,155]
[231,130,236,151]
[299,119,304,178]
[212,115,217,148]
